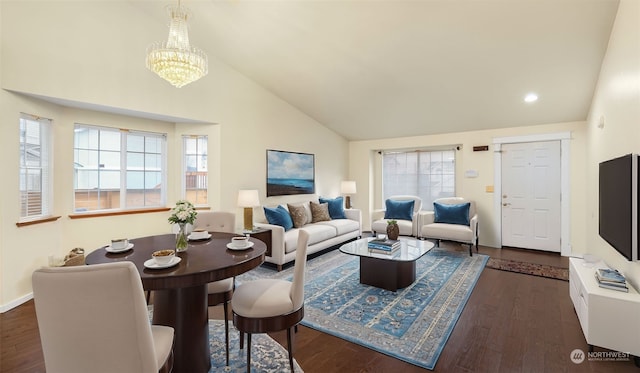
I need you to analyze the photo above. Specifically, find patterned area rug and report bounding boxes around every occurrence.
[209,319,303,372]
[238,248,488,370]
[485,258,569,281]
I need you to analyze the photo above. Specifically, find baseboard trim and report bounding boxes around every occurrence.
[1,293,33,313]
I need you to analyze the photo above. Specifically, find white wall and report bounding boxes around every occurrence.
[585,0,640,289]
[349,121,587,250]
[0,2,348,310]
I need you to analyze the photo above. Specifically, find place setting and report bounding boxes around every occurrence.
[144,249,181,269]
[187,229,211,241]
[105,238,134,253]
[226,235,254,251]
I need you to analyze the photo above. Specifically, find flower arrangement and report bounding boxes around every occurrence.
[168,200,198,225]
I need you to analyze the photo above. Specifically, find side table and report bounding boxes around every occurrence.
[244,227,272,256]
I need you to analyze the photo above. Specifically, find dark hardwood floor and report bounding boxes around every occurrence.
[2,242,638,372]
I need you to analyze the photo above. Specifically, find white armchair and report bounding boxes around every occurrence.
[371,195,422,237]
[419,197,478,256]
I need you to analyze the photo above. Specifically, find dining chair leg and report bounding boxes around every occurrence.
[223,301,229,366]
[246,333,252,373]
[287,327,294,372]
[239,331,244,349]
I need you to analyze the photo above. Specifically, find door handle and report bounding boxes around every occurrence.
[503,203,511,207]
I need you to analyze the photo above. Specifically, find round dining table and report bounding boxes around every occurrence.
[85,232,266,373]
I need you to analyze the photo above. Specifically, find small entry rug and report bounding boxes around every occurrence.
[485,258,569,281]
[209,319,303,372]
[238,248,488,370]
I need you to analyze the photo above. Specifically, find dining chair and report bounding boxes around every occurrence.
[232,229,309,372]
[194,211,236,233]
[32,262,174,373]
[195,210,237,366]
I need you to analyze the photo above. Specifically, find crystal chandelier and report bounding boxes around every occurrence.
[146,1,208,88]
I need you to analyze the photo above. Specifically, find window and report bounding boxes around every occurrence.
[74,125,166,212]
[19,114,53,221]
[382,149,456,210]
[182,135,208,206]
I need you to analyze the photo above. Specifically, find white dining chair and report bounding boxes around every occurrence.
[32,262,174,373]
[232,229,309,372]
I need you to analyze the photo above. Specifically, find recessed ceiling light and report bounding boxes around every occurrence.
[524,93,539,103]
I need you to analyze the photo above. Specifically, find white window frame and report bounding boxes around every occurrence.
[181,135,208,206]
[73,124,167,212]
[19,113,53,221]
[382,148,456,210]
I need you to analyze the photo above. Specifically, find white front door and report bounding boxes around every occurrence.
[501,141,561,252]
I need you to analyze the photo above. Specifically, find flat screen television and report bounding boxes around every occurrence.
[598,154,638,261]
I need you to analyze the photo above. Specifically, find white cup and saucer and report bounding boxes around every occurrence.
[227,236,254,250]
[106,238,134,253]
[188,229,211,241]
[144,249,181,269]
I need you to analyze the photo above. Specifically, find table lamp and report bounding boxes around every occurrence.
[340,181,357,209]
[237,189,260,231]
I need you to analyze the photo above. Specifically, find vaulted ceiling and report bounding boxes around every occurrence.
[144,0,620,140]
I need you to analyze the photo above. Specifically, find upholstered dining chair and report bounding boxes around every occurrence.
[32,262,174,373]
[232,229,310,372]
[194,211,236,233]
[195,210,237,366]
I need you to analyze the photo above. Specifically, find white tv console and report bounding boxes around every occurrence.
[569,257,640,357]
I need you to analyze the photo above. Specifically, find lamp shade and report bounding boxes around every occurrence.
[237,190,260,207]
[340,181,357,194]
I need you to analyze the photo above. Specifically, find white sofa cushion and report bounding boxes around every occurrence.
[315,219,360,236]
[283,224,335,253]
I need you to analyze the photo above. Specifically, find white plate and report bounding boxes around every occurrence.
[105,243,134,253]
[226,241,255,251]
[188,233,212,241]
[144,257,182,269]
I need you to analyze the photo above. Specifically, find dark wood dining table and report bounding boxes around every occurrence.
[85,232,266,373]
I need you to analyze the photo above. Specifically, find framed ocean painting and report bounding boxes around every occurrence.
[266,150,315,196]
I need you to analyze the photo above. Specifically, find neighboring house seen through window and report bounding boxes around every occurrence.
[182,135,208,206]
[73,124,166,212]
[382,149,456,210]
[19,114,53,221]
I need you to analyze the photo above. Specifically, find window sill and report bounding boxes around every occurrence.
[68,207,170,219]
[16,216,62,227]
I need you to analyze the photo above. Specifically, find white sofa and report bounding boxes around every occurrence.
[255,199,362,271]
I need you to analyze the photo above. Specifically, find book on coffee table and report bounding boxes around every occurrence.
[368,239,400,253]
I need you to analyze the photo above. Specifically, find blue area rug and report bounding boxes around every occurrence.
[238,248,488,370]
[209,319,303,372]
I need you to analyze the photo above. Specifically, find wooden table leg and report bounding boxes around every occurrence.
[152,284,210,373]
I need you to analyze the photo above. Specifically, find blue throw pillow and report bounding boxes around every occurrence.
[384,199,415,221]
[319,196,347,219]
[433,202,470,226]
[263,205,294,231]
